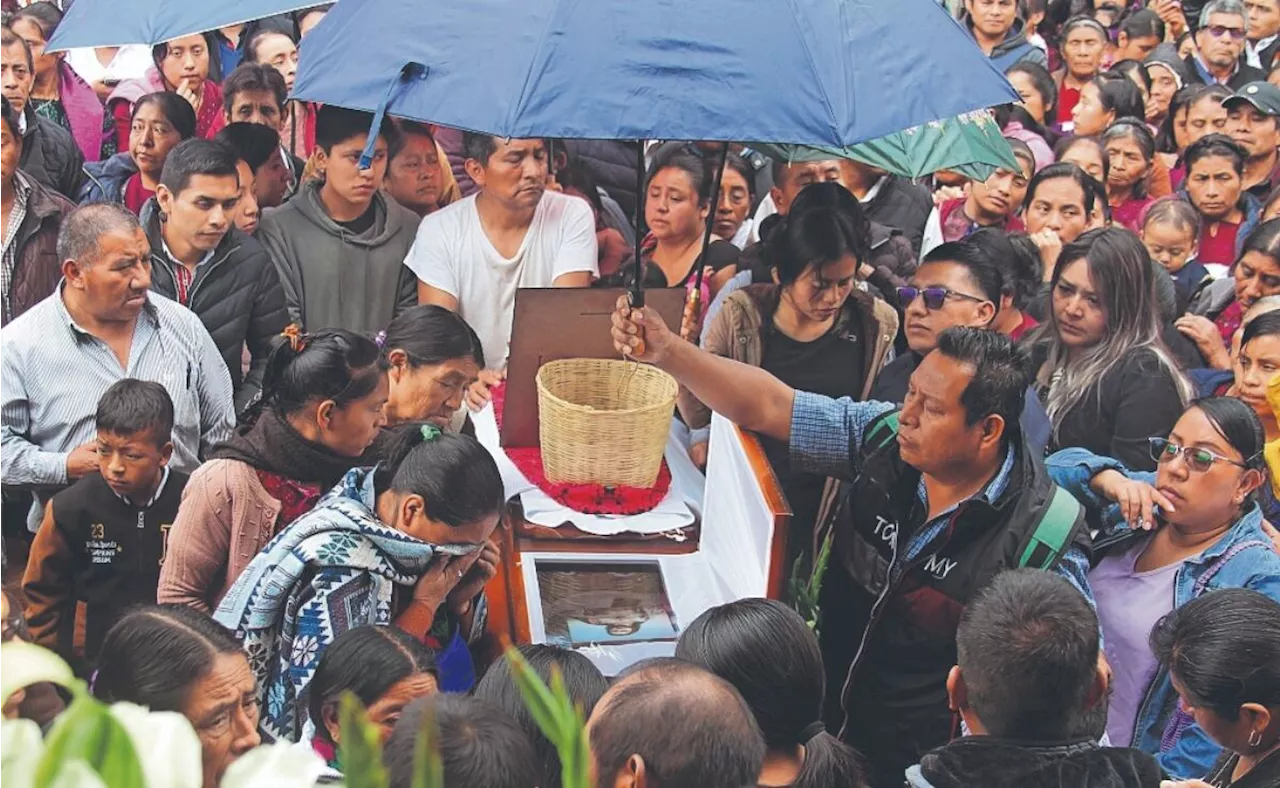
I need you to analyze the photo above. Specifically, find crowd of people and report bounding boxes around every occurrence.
[4,0,1280,786]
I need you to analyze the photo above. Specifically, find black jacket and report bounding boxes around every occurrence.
[912,737,1164,788]
[563,139,643,220]
[820,409,1090,787]
[1034,345,1187,472]
[19,106,84,200]
[23,471,189,672]
[1183,55,1268,91]
[142,201,290,415]
[863,175,933,256]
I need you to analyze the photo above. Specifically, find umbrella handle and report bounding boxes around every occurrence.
[631,140,646,311]
[358,62,427,170]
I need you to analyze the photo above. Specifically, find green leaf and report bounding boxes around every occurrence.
[35,693,145,788]
[0,642,75,709]
[409,701,444,788]
[336,693,388,788]
[504,647,592,788]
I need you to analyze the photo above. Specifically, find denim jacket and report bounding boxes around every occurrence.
[1046,447,1280,779]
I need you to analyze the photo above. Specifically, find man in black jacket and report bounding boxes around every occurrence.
[844,157,934,256]
[0,28,82,199]
[145,138,288,415]
[609,308,1094,788]
[1185,0,1268,90]
[906,570,1162,788]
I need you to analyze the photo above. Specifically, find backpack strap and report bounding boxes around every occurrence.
[1017,485,1082,569]
[863,410,901,454]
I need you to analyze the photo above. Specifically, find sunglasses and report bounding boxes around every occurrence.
[896,286,989,311]
[1206,24,1247,40]
[1149,437,1251,473]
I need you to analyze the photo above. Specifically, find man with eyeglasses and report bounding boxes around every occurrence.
[1187,0,1268,90]
[609,298,1095,788]
[870,239,1053,454]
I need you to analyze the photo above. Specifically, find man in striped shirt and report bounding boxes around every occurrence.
[1,202,235,527]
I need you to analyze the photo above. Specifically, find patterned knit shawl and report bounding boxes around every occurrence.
[213,467,476,743]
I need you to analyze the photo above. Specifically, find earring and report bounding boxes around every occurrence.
[1249,728,1263,749]
[157,210,168,223]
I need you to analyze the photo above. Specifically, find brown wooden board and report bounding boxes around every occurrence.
[500,287,686,448]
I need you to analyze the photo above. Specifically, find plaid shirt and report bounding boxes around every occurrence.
[2,172,33,325]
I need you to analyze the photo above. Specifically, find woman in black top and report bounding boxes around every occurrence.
[1031,227,1190,470]
[1151,589,1280,788]
[642,151,739,300]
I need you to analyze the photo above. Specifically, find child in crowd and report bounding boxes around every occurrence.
[1142,197,1211,313]
[22,379,187,675]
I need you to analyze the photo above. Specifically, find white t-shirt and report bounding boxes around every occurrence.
[65,46,153,86]
[404,189,598,369]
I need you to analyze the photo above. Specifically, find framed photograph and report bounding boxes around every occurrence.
[535,560,679,647]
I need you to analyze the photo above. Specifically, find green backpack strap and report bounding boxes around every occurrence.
[864,411,901,453]
[1018,485,1081,569]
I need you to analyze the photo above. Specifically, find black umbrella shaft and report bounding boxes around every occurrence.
[693,142,729,299]
[631,139,645,309]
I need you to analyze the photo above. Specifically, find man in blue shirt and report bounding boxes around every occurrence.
[611,301,1094,787]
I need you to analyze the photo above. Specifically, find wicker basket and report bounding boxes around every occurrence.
[536,358,678,487]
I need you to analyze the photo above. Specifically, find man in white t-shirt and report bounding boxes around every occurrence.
[404,133,598,407]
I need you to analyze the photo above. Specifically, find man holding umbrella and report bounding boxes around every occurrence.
[610,305,1094,787]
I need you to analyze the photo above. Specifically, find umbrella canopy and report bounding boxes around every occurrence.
[759,110,1021,182]
[44,0,317,50]
[291,0,1019,149]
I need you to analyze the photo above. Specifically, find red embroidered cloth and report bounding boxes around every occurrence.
[492,383,671,515]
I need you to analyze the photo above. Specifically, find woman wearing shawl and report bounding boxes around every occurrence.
[213,423,505,743]
[106,33,225,148]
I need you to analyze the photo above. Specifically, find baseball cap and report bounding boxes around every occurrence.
[1223,82,1280,116]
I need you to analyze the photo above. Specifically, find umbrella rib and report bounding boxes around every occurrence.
[780,0,841,144]
[502,0,568,137]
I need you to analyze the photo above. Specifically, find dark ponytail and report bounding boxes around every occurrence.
[309,625,436,744]
[94,605,242,711]
[1192,396,1266,471]
[243,328,387,426]
[759,181,871,285]
[675,598,867,788]
[372,422,505,527]
[380,305,486,370]
[1151,588,1280,719]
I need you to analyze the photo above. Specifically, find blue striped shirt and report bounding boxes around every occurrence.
[1,287,235,491]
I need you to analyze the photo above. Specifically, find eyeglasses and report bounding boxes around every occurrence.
[1207,25,1247,40]
[896,286,989,311]
[1149,437,1251,472]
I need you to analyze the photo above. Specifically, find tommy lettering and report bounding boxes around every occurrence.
[923,553,958,580]
[873,515,898,546]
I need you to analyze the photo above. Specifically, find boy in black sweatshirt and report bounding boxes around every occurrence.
[23,379,189,675]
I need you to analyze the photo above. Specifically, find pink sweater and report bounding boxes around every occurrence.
[157,459,282,613]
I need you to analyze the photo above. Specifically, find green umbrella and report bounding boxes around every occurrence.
[757,109,1020,182]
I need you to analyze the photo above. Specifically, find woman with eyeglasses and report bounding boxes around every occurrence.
[1030,228,1191,470]
[1046,397,1280,779]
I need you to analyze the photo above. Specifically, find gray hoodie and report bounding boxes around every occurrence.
[258,180,420,333]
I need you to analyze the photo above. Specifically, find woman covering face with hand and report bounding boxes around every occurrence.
[213,422,506,741]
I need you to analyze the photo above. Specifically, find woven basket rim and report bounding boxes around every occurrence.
[536,358,677,417]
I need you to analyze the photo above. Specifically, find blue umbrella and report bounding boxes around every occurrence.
[44,0,317,50]
[293,0,1017,309]
[292,0,1017,149]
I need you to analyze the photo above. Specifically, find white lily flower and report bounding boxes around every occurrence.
[219,741,328,788]
[45,759,108,788]
[108,703,202,788]
[2,717,45,787]
[0,642,74,707]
